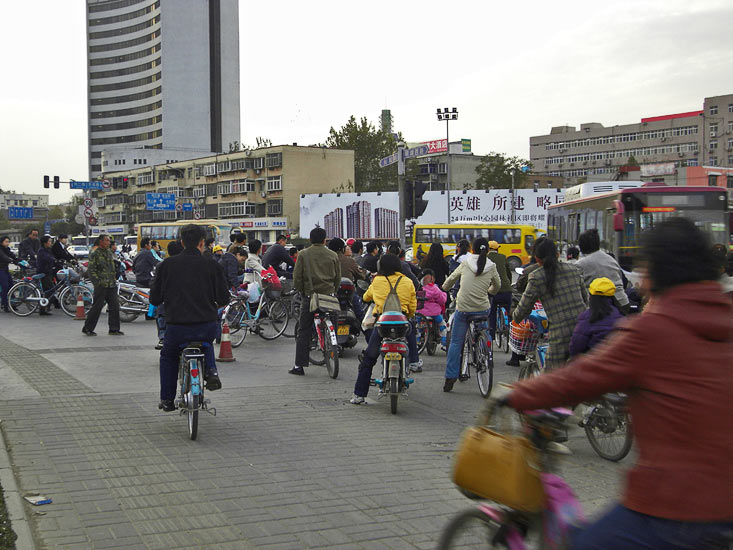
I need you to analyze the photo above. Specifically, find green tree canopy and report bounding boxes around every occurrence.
[0,211,10,230]
[324,115,400,191]
[474,153,532,190]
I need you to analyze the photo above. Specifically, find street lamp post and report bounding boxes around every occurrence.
[436,108,458,223]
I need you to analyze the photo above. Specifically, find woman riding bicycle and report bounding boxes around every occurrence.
[512,238,588,370]
[501,218,733,549]
[441,237,501,392]
[350,254,417,405]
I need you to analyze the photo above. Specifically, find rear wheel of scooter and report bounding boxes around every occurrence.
[390,377,399,414]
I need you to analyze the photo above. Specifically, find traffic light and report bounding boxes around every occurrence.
[413,180,428,218]
[123,177,128,189]
[404,180,415,219]
[53,176,60,189]
[43,175,50,189]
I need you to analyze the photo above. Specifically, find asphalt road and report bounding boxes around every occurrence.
[0,310,626,549]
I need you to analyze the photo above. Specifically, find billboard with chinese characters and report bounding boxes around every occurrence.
[300,189,564,237]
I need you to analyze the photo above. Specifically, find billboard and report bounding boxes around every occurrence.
[640,163,676,177]
[300,189,564,237]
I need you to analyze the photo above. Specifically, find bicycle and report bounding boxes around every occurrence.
[294,305,339,379]
[580,393,633,462]
[494,304,511,354]
[455,313,494,398]
[281,287,301,338]
[439,404,583,549]
[175,341,216,441]
[220,285,290,347]
[509,305,549,381]
[8,266,92,317]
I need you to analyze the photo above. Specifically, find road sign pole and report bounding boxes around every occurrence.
[397,144,406,248]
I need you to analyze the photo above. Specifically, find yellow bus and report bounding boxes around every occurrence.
[137,220,233,255]
[412,223,541,270]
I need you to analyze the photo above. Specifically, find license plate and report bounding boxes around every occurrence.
[337,325,349,335]
[384,352,402,360]
[389,361,400,377]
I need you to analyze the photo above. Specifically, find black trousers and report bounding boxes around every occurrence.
[294,298,316,368]
[83,285,120,332]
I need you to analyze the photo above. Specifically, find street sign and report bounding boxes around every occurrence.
[74,214,85,224]
[379,152,399,168]
[175,203,183,212]
[145,193,176,211]
[44,222,51,235]
[8,207,33,219]
[102,179,111,190]
[83,207,94,219]
[70,181,104,190]
[182,203,193,211]
[404,145,429,160]
[193,211,201,220]
[83,198,94,208]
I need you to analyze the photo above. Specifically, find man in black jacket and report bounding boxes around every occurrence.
[18,229,40,267]
[51,234,75,265]
[132,237,157,287]
[262,234,295,278]
[149,224,230,412]
[36,235,56,315]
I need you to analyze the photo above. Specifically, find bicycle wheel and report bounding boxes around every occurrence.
[257,299,289,340]
[323,323,339,379]
[459,332,472,382]
[585,402,633,462]
[475,332,493,398]
[187,392,199,441]
[426,337,437,356]
[517,359,541,381]
[438,507,507,549]
[414,314,428,354]
[117,286,143,322]
[390,377,399,414]
[308,322,326,366]
[501,326,510,354]
[8,282,40,316]
[59,285,94,317]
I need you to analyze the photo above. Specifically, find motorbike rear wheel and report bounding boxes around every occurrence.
[585,401,633,462]
[390,377,399,414]
[414,314,428,354]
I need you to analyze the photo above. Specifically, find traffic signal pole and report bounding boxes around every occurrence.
[397,143,407,248]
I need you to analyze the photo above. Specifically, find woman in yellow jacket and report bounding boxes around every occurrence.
[350,254,418,404]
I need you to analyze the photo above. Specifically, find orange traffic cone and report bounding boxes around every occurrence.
[217,321,235,362]
[74,291,86,321]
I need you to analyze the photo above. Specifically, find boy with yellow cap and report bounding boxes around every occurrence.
[568,277,623,357]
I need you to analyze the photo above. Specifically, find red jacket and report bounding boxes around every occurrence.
[509,282,733,521]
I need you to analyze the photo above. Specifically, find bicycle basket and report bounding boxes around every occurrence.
[265,288,282,300]
[509,320,540,354]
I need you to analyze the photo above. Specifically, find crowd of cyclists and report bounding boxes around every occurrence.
[2,218,732,548]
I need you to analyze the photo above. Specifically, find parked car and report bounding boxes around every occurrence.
[67,245,90,259]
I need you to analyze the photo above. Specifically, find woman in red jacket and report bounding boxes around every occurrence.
[503,218,733,549]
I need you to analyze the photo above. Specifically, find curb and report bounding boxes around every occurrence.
[0,421,37,550]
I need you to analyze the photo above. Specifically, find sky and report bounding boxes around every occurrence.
[2,0,733,205]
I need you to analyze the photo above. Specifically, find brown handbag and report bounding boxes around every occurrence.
[452,411,545,512]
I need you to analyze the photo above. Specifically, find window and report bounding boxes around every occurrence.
[217,160,231,173]
[218,201,255,218]
[710,123,718,137]
[729,104,733,113]
[203,164,216,176]
[266,175,282,192]
[709,157,718,166]
[728,155,733,166]
[710,140,718,150]
[90,86,161,106]
[192,185,206,198]
[266,153,282,168]
[32,200,38,206]
[438,163,447,174]
[267,200,283,216]
[253,157,264,170]
[138,172,154,185]
[727,176,733,189]
[708,174,718,186]
[709,106,718,115]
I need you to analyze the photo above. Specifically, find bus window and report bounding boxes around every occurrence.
[415,228,433,242]
[436,228,450,243]
[525,234,535,252]
[490,229,521,244]
[141,226,153,239]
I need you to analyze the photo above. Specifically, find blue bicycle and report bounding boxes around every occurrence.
[509,306,549,381]
[176,342,216,440]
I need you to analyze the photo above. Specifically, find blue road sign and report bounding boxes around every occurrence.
[182,203,193,211]
[379,152,399,168]
[44,222,52,234]
[8,207,34,220]
[145,193,176,211]
[70,181,104,190]
[404,145,429,159]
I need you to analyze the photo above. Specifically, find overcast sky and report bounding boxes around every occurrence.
[2,0,732,204]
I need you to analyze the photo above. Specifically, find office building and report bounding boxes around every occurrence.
[86,0,241,179]
[530,94,733,182]
[346,201,371,239]
[95,145,354,241]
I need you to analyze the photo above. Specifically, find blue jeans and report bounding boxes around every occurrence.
[570,504,733,549]
[159,321,219,401]
[445,310,489,379]
[155,304,166,340]
[0,270,12,309]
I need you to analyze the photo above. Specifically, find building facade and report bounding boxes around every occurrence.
[530,94,733,182]
[86,0,240,179]
[346,201,371,240]
[94,145,354,239]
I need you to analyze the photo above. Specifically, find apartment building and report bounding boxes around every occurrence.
[86,0,240,179]
[93,145,354,238]
[530,94,733,182]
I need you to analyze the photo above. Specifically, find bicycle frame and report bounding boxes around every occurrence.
[313,312,337,351]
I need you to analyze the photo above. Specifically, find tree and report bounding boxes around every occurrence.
[324,115,400,191]
[474,153,532,190]
[48,205,65,221]
[0,211,9,230]
[255,137,272,148]
[627,155,639,166]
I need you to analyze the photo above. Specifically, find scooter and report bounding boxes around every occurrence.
[371,311,415,414]
[335,277,361,355]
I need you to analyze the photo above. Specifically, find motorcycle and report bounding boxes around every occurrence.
[335,277,362,356]
[117,281,151,322]
[371,311,415,414]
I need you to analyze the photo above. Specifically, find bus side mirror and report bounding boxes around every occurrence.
[612,200,625,232]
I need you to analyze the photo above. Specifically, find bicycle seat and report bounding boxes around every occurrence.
[31,273,46,280]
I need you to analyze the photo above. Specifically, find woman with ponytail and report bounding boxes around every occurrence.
[512,238,588,369]
[440,237,501,392]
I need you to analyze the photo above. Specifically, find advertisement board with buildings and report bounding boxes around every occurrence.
[300,189,564,238]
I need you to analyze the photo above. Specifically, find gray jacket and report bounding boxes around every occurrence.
[576,250,629,306]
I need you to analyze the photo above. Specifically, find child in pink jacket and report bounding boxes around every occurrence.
[418,269,448,345]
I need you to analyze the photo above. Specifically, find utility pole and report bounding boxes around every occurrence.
[396,142,407,247]
[436,108,458,223]
[510,169,515,224]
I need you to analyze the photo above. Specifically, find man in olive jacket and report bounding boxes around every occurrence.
[290,227,341,376]
[487,241,513,341]
[82,234,123,336]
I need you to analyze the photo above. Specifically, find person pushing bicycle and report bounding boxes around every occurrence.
[150,224,230,412]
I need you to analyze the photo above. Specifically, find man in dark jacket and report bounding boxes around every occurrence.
[51,234,75,265]
[1,236,23,312]
[36,235,56,315]
[291,227,341,376]
[362,240,382,273]
[387,241,419,289]
[219,246,245,288]
[262,234,295,278]
[132,237,157,287]
[18,229,40,267]
[487,241,513,341]
[150,224,230,412]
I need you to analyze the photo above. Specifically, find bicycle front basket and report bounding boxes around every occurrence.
[509,320,540,354]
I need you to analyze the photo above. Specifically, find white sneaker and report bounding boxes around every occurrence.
[349,394,366,405]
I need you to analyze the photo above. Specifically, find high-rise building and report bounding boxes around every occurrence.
[346,200,371,239]
[374,208,398,239]
[86,0,241,179]
[380,109,393,135]
[324,208,344,239]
